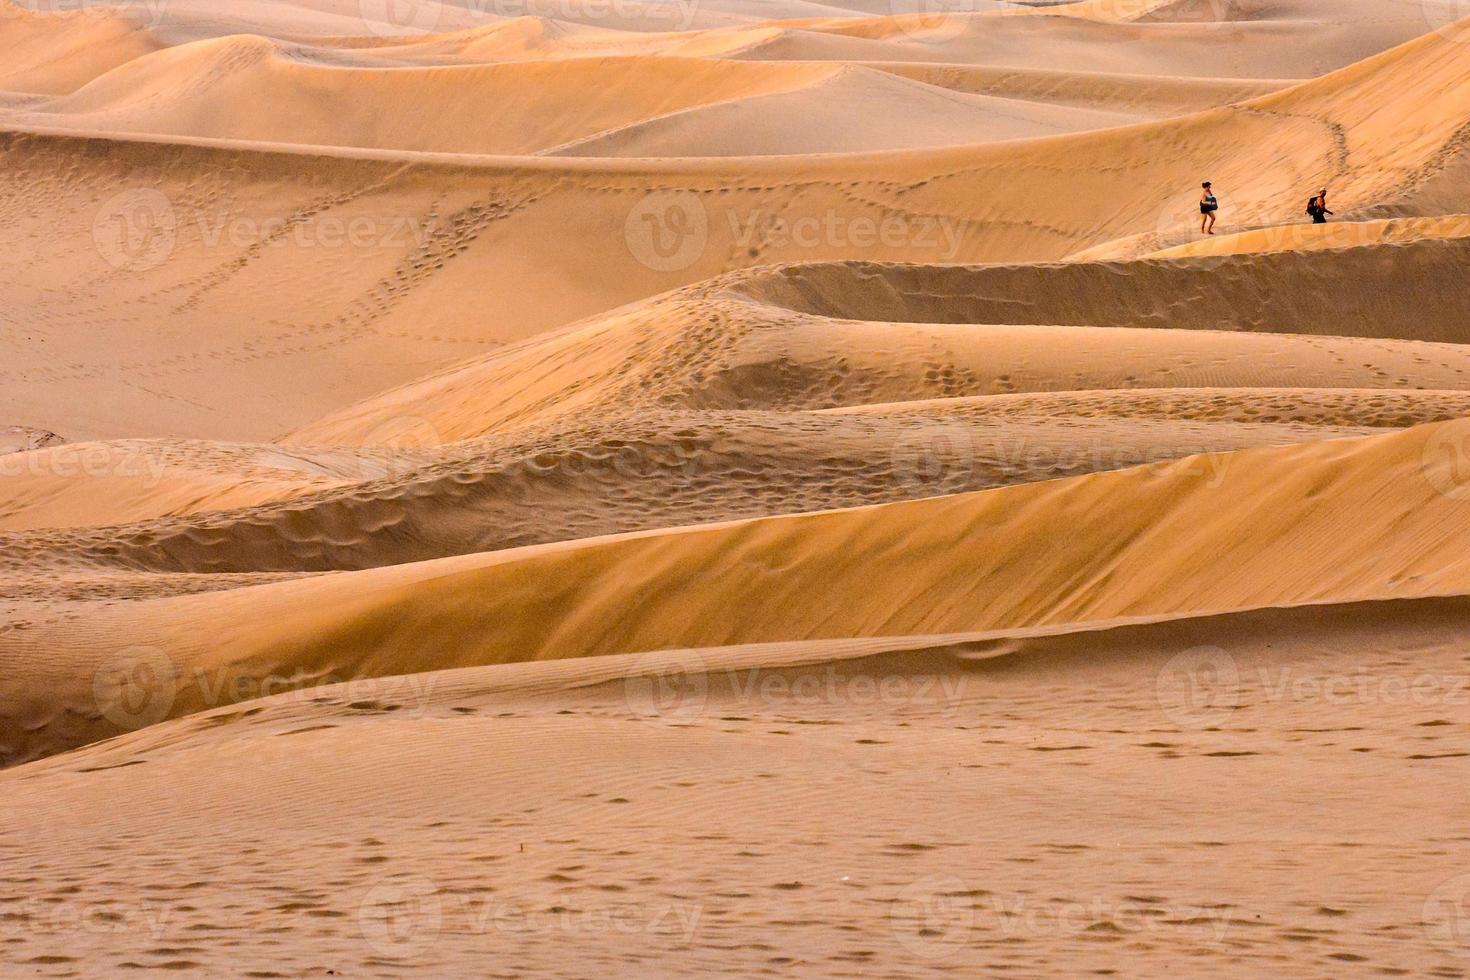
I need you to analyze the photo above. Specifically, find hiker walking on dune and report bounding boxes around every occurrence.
[1199,181,1218,235]
[1307,187,1333,224]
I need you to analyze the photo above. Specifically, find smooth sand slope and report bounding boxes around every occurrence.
[1,3,1468,440]
[9,43,1149,154]
[4,597,1469,976]
[2,0,1469,975]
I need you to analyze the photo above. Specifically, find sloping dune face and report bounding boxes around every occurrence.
[4,0,1470,975]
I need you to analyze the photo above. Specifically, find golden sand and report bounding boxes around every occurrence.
[3,0,1469,973]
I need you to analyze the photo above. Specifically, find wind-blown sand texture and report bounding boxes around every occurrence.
[3,0,1470,974]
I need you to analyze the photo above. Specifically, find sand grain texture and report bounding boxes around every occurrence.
[2,0,1469,975]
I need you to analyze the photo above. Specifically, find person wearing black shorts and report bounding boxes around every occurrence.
[1200,181,1218,235]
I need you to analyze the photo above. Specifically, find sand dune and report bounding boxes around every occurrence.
[1145,212,1470,258]
[20,44,872,154]
[552,66,1145,155]
[8,417,1470,765]
[2,17,1468,441]
[5,595,1468,975]
[12,386,1464,535]
[12,40,1149,156]
[0,410,1392,561]
[868,61,1288,114]
[281,244,1470,449]
[0,439,366,531]
[0,4,163,96]
[4,0,1469,974]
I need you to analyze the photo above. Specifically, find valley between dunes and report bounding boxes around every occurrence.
[2,0,1469,975]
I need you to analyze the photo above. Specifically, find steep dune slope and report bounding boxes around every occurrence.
[0,409,1398,571]
[7,419,1470,763]
[12,386,1468,541]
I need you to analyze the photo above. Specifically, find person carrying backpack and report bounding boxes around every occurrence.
[1200,181,1218,235]
[1306,188,1333,224]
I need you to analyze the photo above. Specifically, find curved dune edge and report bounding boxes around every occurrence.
[1143,214,1470,260]
[283,239,1470,448]
[2,38,1189,156]
[10,386,1467,540]
[0,2,162,96]
[7,418,1470,764]
[4,20,1470,441]
[0,440,361,531]
[0,414,1394,572]
[24,589,1470,775]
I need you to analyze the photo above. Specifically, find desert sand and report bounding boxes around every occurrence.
[2,0,1469,974]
